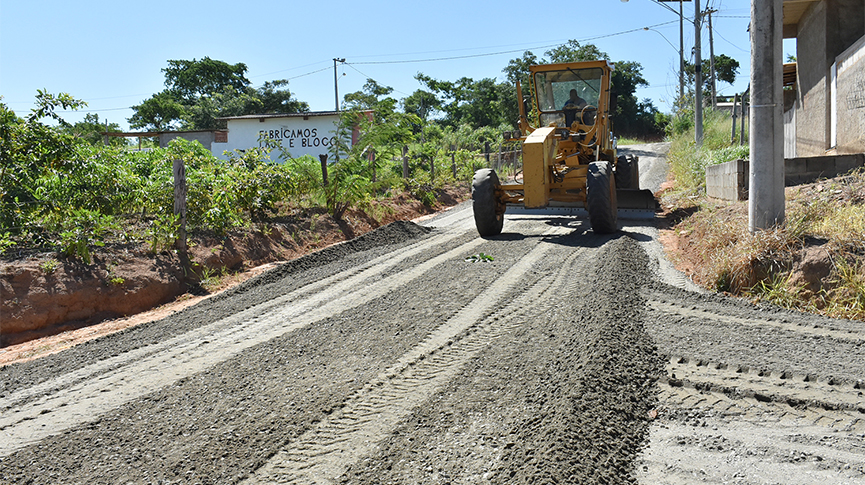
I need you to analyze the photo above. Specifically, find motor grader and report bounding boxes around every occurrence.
[471,60,656,236]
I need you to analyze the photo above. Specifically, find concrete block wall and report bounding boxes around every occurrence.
[706,159,748,200]
[705,154,865,201]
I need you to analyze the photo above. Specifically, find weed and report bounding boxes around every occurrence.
[748,271,803,309]
[825,256,865,319]
[0,232,16,255]
[40,259,59,274]
[465,253,495,263]
[147,214,180,254]
[198,266,227,293]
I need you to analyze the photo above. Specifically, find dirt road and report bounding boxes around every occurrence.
[1,145,863,484]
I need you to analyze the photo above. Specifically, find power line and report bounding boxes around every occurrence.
[351,20,678,66]
[38,20,684,116]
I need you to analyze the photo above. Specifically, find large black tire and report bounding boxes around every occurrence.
[471,169,504,237]
[615,155,632,189]
[586,161,618,234]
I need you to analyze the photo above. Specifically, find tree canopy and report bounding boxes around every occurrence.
[129,58,308,131]
[499,40,663,138]
[684,54,740,97]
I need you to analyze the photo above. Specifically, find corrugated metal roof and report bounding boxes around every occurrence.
[217,111,340,121]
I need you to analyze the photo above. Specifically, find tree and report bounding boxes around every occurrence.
[256,80,309,114]
[1,92,86,229]
[684,54,740,96]
[60,113,126,146]
[402,89,441,122]
[500,40,663,137]
[502,51,539,88]
[414,74,515,129]
[129,59,309,131]
[162,57,250,103]
[544,40,607,64]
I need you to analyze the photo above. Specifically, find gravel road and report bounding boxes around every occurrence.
[1,144,863,484]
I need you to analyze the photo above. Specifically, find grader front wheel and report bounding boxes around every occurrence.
[471,168,504,237]
[586,161,618,234]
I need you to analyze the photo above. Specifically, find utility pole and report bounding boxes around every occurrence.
[708,9,718,108]
[694,0,703,146]
[679,0,685,105]
[749,0,785,231]
[333,58,345,112]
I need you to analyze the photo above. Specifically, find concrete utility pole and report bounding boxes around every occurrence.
[679,0,685,104]
[333,58,345,111]
[749,0,785,232]
[708,9,717,107]
[694,0,703,146]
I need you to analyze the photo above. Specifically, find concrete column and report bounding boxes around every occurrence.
[749,0,785,232]
[694,0,703,146]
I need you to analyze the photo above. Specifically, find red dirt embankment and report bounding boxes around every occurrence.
[0,187,469,353]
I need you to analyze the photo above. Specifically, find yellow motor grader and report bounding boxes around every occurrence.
[471,60,656,236]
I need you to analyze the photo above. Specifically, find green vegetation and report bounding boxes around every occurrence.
[667,107,749,191]
[664,107,865,321]
[130,57,309,131]
[0,91,508,261]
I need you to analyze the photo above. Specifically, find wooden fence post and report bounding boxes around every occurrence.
[484,141,491,165]
[319,154,328,185]
[451,149,457,179]
[402,145,409,179]
[172,159,187,254]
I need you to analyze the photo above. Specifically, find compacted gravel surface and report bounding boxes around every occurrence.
[2,145,863,484]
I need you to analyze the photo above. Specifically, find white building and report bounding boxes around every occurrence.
[211,111,358,162]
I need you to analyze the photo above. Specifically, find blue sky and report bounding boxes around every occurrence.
[1,0,792,131]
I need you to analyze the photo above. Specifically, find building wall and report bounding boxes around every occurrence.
[211,114,342,161]
[158,131,217,149]
[796,0,829,156]
[794,0,865,156]
[834,35,865,153]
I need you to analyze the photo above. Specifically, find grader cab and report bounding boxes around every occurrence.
[471,60,656,237]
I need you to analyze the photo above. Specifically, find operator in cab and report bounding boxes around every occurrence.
[563,89,588,127]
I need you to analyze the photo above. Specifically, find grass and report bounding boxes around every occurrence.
[663,107,865,321]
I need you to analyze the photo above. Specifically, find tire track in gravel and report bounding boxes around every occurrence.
[637,380,865,484]
[243,223,580,484]
[639,279,865,484]
[0,212,484,457]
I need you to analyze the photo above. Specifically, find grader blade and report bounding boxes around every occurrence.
[615,188,659,211]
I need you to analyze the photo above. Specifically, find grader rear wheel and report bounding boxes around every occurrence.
[615,155,632,189]
[472,169,504,237]
[586,161,618,234]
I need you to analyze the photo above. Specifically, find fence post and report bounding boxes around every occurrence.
[172,159,187,254]
[484,141,490,165]
[319,154,328,185]
[430,154,435,181]
[739,88,748,145]
[451,147,457,179]
[402,145,409,179]
[370,149,376,183]
[731,93,739,144]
